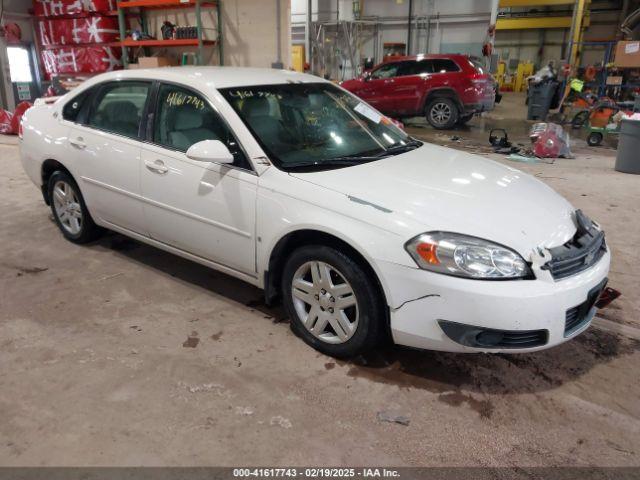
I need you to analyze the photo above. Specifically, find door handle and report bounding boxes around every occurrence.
[69,137,86,149]
[145,159,169,174]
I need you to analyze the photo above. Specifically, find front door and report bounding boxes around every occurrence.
[356,62,405,114]
[384,60,433,116]
[66,80,151,234]
[139,82,257,275]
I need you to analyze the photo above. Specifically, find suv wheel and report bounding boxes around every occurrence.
[281,245,383,358]
[426,97,459,129]
[48,171,102,244]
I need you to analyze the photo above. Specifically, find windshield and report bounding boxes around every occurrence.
[219,83,418,171]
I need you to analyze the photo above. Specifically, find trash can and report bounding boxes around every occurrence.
[615,118,640,174]
[527,81,558,121]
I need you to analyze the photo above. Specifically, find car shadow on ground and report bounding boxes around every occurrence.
[92,232,639,398]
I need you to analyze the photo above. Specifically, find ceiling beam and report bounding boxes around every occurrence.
[496,15,590,29]
[499,0,576,6]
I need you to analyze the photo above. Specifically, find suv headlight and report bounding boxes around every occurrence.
[405,232,532,279]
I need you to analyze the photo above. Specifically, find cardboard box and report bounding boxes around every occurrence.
[614,41,640,68]
[137,56,177,68]
[606,75,623,86]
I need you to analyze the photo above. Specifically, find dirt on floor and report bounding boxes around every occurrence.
[0,95,639,468]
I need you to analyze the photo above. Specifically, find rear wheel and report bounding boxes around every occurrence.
[587,131,603,147]
[281,245,383,358]
[426,97,459,129]
[48,171,101,243]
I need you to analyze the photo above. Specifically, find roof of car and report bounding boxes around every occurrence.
[383,53,471,62]
[81,66,326,91]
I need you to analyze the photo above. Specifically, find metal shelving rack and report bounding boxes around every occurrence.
[573,41,640,99]
[116,0,223,68]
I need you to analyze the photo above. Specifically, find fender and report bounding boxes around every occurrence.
[420,87,463,113]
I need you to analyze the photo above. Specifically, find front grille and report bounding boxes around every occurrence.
[564,278,608,337]
[438,320,548,349]
[542,210,607,280]
[565,306,583,334]
[495,330,549,348]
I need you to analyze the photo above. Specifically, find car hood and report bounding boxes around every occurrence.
[289,144,577,258]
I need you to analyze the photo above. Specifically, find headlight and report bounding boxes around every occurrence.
[405,232,532,279]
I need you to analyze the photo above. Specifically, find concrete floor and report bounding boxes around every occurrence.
[1,95,639,467]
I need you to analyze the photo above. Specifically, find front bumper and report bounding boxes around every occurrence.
[379,250,610,353]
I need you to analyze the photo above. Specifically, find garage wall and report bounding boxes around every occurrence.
[143,0,291,68]
[292,0,491,59]
[494,30,567,69]
[292,0,493,79]
[293,0,624,79]
[0,0,36,110]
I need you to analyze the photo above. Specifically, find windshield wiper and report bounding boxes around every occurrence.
[375,139,423,157]
[284,155,379,171]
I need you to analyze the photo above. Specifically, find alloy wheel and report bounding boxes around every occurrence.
[291,261,359,344]
[52,180,83,235]
[430,102,452,126]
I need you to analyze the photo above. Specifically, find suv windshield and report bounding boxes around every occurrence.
[219,83,420,171]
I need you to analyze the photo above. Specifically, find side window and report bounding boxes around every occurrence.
[87,82,150,139]
[396,62,418,77]
[371,63,400,79]
[62,89,91,122]
[153,83,248,168]
[432,59,460,73]
[414,60,434,74]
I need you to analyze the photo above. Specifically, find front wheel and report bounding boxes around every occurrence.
[48,171,102,243]
[425,97,459,129]
[281,245,384,358]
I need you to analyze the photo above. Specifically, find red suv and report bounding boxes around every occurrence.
[340,54,497,129]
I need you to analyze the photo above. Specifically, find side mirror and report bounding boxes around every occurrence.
[363,71,372,81]
[186,140,234,164]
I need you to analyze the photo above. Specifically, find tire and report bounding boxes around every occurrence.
[281,245,384,358]
[458,113,474,125]
[425,97,459,129]
[48,170,102,244]
[587,132,603,147]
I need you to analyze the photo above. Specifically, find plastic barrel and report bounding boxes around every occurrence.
[615,119,640,174]
[527,82,557,121]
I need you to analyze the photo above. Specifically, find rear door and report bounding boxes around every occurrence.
[66,81,151,234]
[139,82,257,275]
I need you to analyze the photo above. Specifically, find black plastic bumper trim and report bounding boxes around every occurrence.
[438,320,549,349]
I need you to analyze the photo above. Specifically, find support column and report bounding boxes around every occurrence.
[306,0,312,67]
[567,0,586,68]
[487,0,499,69]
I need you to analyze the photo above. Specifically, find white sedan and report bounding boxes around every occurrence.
[19,67,610,358]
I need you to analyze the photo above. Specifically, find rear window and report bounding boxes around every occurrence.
[62,89,91,122]
[87,82,150,139]
[431,59,460,73]
[468,57,486,74]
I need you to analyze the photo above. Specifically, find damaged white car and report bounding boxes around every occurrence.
[19,67,610,357]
